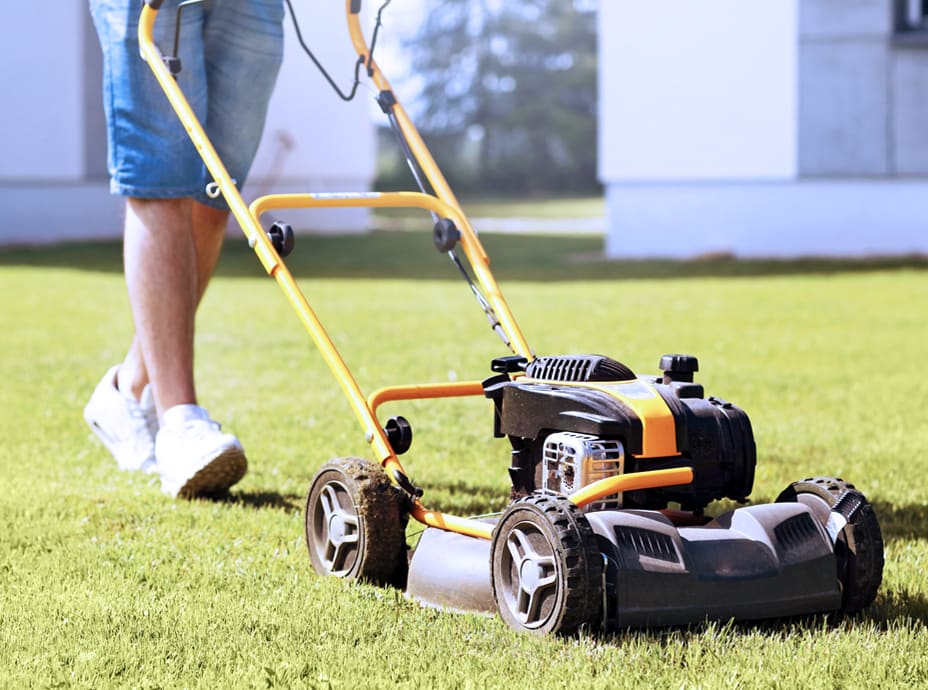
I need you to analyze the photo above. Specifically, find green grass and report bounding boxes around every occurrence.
[371,195,604,229]
[2,232,928,688]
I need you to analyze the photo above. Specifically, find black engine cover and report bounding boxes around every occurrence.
[484,354,756,511]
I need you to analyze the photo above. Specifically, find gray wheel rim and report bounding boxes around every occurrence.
[311,479,360,576]
[498,520,559,628]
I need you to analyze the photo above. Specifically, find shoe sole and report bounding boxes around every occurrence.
[173,447,248,499]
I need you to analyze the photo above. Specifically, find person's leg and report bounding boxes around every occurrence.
[87,0,281,496]
[86,0,208,473]
[123,196,198,416]
[191,201,230,301]
[120,195,245,498]
[123,0,283,413]
[118,200,228,402]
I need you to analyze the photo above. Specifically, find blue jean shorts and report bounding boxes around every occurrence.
[89,0,284,209]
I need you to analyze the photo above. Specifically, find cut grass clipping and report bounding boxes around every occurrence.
[1,232,927,689]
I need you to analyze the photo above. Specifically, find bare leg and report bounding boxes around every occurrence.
[120,199,229,407]
[190,200,230,301]
[121,197,197,416]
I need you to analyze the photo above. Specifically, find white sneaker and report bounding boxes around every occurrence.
[156,405,247,499]
[84,365,159,473]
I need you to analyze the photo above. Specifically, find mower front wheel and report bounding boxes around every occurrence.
[304,457,408,587]
[490,494,604,635]
[777,476,883,613]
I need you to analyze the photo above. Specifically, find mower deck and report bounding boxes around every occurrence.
[407,501,842,629]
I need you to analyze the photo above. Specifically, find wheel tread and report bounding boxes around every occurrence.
[491,493,604,634]
[777,476,883,614]
[304,457,408,587]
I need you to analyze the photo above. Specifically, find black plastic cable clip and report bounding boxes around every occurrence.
[491,356,529,374]
[392,469,423,499]
[377,90,397,114]
[162,56,182,76]
[433,218,461,252]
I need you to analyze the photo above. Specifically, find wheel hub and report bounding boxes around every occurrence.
[519,558,545,591]
[328,513,347,542]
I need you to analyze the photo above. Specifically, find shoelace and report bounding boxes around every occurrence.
[177,418,222,439]
[142,405,159,438]
[126,398,158,440]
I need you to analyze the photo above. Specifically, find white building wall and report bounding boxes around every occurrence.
[0,4,86,181]
[798,0,891,175]
[0,3,375,245]
[244,0,376,233]
[599,0,797,181]
[599,0,928,258]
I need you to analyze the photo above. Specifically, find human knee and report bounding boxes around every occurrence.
[192,201,230,236]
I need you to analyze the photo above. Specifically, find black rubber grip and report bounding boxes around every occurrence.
[350,0,362,14]
[145,0,165,8]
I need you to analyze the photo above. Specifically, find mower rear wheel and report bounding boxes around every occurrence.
[490,494,603,635]
[304,457,408,587]
[777,476,883,613]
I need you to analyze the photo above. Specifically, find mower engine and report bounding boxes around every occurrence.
[485,353,755,512]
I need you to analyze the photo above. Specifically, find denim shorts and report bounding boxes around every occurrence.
[89,0,284,209]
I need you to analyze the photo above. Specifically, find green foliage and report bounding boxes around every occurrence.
[379,0,599,196]
[1,232,928,688]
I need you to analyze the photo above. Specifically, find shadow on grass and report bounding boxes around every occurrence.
[195,488,303,513]
[596,598,928,644]
[2,234,926,282]
[869,500,928,542]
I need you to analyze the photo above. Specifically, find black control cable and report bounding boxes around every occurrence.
[284,0,392,102]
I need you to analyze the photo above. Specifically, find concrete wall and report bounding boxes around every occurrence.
[600,0,928,258]
[799,0,928,178]
[604,180,928,258]
[798,0,892,175]
[0,3,375,246]
[891,46,928,173]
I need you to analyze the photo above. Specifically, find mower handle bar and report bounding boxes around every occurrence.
[133,0,637,544]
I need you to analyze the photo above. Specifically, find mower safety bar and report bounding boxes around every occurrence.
[410,467,695,541]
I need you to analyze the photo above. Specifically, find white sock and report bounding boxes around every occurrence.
[116,369,154,409]
[162,404,209,429]
[116,369,136,401]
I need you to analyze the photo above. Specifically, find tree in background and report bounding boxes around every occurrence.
[377,0,598,197]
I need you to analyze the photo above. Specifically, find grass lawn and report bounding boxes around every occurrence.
[1,230,927,688]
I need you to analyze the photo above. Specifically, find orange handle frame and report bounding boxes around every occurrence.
[137,2,693,539]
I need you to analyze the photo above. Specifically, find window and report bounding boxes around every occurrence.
[897,0,928,31]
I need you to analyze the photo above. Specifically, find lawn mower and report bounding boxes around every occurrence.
[139,0,884,634]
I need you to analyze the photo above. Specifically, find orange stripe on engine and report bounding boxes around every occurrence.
[523,378,680,458]
[588,381,679,457]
